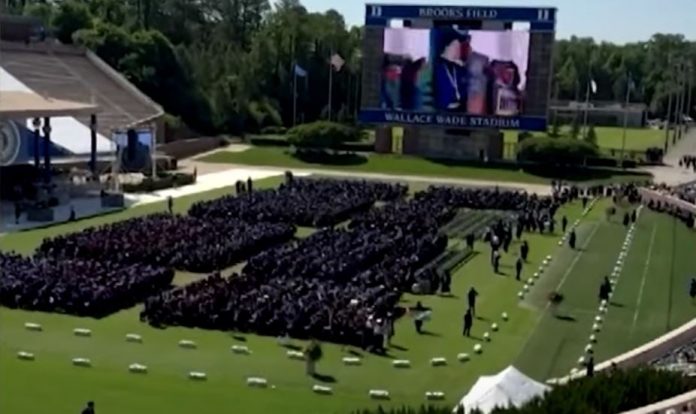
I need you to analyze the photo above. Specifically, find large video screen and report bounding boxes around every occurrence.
[382,28,529,117]
[360,5,556,131]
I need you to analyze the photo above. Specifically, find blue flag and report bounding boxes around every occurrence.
[294,64,307,78]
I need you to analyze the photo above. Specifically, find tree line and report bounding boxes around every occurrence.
[5,0,696,136]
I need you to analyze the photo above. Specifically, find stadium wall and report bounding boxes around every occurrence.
[553,318,696,385]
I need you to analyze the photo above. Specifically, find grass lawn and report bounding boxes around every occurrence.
[198,147,651,185]
[503,127,664,152]
[516,207,696,380]
[1,180,693,414]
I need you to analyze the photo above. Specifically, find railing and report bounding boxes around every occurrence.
[618,389,696,414]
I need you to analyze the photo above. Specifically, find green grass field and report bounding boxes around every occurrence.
[503,126,664,152]
[1,181,693,414]
[199,147,650,185]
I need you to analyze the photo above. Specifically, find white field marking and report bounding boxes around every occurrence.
[518,222,601,351]
[631,224,657,335]
[555,223,601,292]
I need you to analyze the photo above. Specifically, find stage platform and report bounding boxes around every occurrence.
[0,197,126,234]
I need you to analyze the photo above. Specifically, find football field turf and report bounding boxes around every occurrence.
[1,183,694,414]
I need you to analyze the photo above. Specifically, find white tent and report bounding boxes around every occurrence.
[455,366,550,414]
[0,67,113,155]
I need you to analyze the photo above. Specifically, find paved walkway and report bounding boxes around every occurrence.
[664,127,696,166]
[642,127,696,185]
[179,159,553,195]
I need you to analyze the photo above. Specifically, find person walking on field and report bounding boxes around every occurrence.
[520,240,529,261]
[569,229,577,249]
[167,196,174,214]
[467,287,478,316]
[562,216,568,232]
[515,256,523,281]
[463,309,473,337]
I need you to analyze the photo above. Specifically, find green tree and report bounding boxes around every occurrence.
[518,136,598,166]
[288,121,360,151]
[52,0,94,44]
[23,2,55,28]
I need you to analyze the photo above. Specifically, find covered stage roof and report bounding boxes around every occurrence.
[0,90,99,119]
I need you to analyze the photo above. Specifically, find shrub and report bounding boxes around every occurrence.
[260,126,287,135]
[287,121,361,151]
[645,147,664,163]
[518,136,599,166]
[52,0,93,44]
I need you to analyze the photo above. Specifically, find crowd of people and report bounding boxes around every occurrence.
[0,252,173,318]
[37,214,295,273]
[189,178,408,227]
[679,155,696,172]
[141,198,449,347]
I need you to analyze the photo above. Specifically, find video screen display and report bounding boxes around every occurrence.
[381,27,530,117]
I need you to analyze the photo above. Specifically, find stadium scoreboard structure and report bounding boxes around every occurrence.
[360,4,556,159]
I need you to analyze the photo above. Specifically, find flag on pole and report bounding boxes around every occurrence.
[330,53,345,71]
[590,79,597,94]
[294,64,307,78]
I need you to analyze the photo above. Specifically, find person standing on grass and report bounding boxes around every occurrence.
[247,177,253,193]
[631,210,637,223]
[515,256,523,281]
[562,216,568,233]
[520,240,529,261]
[690,278,696,302]
[569,229,577,249]
[466,233,475,250]
[623,212,630,227]
[167,196,174,214]
[467,287,478,316]
[463,308,473,337]
[492,250,501,274]
[81,401,95,414]
[586,355,595,377]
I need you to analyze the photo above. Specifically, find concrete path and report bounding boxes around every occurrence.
[126,168,310,207]
[179,158,553,195]
[664,127,696,166]
[641,127,696,185]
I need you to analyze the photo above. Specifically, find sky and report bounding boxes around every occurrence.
[286,0,696,44]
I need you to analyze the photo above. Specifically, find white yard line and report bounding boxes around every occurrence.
[631,224,657,335]
[555,223,601,292]
[518,222,601,351]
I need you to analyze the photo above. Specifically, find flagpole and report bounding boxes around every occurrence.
[673,62,684,144]
[583,81,591,139]
[687,65,693,130]
[328,51,333,121]
[664,78,674,152]
[290,35,296,126]
[293,66,298,126]
[620,75,631,167]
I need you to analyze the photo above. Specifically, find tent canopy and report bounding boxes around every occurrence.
[0,90,99,119]
[456,366,550,414]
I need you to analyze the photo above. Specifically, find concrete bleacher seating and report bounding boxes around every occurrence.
[0,41,161,138]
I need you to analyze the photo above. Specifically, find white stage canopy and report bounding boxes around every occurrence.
[0,67,113,155]
[455,366,550,414]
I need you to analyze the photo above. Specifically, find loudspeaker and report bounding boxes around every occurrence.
[127,129,137,160]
